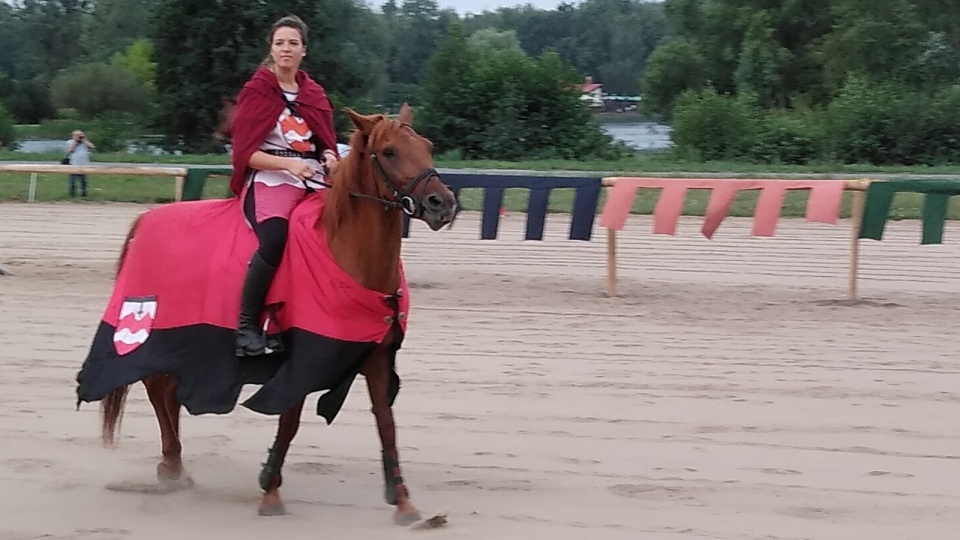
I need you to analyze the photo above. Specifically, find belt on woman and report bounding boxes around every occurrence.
[263,149,320,159]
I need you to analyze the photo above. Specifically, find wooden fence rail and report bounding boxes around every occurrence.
[0,164,189,202]
[599,178,871,302]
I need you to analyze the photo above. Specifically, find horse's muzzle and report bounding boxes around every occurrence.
[421,191,458,231]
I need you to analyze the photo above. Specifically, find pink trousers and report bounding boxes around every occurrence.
[241,180,306,225]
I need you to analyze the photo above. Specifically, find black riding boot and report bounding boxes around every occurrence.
[235,251,280,357]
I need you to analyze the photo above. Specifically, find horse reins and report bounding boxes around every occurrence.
[311,153,439,218]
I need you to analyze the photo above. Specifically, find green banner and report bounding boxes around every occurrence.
[182,166,233,201]
[859,180,960,244]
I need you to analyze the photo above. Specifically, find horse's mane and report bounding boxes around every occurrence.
[321,116,391,235]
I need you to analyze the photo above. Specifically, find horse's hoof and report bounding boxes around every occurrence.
[155,463,193,492]
[393,510,422,526]
[410,513,449,530]
[258,504,288,517]
[159,475,194,491]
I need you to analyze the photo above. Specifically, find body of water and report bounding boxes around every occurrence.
[602,121,673,151]
[11,121,673,155]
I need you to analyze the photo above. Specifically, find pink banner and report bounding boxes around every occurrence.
[653,184,687,235]
[753,184,787,236]
[701,182,741,238]
[598,177,847,238]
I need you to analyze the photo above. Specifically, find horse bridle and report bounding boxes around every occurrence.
[317,153,439,218]
[369,153,439,217]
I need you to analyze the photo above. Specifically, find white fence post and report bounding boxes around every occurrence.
[28,172,38,202]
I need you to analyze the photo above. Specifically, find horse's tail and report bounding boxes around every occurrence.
[101,385,130,447]
[116,213,144,277]
[101,213,143,446]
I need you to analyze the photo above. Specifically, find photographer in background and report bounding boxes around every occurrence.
[65,129,96,198]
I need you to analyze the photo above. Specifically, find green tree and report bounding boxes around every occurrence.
[3,79,55,123]
[13,0,90,81]
[640,38,705,117]
[734,15,793,108]
[50,62,150,116]
[819,0,925,92]
[82,0,155,61]
[0,3,19,76]
[909,32,960,89]
[419,21,622,160]
[418,22,477,154]
[0,103,16,149]
[151,0,388,152]
[384,0,456,88]
[468,28,525,55]
[111,39,157,90]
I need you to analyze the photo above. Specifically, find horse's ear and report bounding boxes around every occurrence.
[398,102,413,124]
[346,107,381,135]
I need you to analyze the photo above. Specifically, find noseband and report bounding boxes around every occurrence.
[323,153,437,218]
[368,153,438,217]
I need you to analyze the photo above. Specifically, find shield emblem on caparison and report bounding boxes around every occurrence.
[113,296,158,355]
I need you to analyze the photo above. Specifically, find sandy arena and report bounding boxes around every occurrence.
[1,201,959,540]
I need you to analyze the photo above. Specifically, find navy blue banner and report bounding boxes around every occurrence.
[404,173,603,241]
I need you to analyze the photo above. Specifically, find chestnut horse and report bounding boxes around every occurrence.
[94,104,457,523]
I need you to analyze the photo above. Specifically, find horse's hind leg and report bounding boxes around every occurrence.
[144,374,192,489]
[258,399,305,516]
[362,349,422,526]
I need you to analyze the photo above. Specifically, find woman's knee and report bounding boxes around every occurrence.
[256,218,289,266]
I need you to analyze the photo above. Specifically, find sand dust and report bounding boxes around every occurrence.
[1,201,959,540]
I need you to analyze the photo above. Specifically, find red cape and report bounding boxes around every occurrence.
[103,193,409,341]
[229,66,339,195]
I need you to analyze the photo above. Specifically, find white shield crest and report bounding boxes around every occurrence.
[113,296,158,355]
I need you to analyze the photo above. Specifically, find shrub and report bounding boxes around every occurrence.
[824,75,909,165]
[0,103,16,149]
[50,62,151,118]
[419,23,626,161]
[670,86,759,161]
[749,111,824,165]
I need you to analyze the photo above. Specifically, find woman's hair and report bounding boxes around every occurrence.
[261,14,309,66]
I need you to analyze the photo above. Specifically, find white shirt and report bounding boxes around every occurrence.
[250,91,327,190]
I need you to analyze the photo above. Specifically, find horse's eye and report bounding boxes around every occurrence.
[383,148,396,158]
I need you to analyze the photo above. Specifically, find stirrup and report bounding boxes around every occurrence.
[263,306,285,354]
[237,313,285,357]
[236,317,271,357]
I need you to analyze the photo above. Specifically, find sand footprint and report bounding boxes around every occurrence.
[426,478,533,492]
[3,458,56,474]
[867,470,915,478]
[608,483,707,506]
[286,462,337,475]
[744,467,803,476]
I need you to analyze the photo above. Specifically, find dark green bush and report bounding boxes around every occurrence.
[50,62,151,118]
[0,103,16,149]
[670,86,759,161]
[824,75,908,164]
[418,23,626,161]
[749,111,823,165]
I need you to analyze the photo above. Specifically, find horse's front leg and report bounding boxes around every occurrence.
[362,349,421,526]
[257,399,305,516]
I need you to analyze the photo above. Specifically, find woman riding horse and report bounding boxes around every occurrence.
[76,102,457,524]
[231,14,340,358]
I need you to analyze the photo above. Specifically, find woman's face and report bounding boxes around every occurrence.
[270,27,305,71]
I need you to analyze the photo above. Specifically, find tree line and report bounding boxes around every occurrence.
[0,0,664,157]
[641,0,960,165]
[5,0,955,166]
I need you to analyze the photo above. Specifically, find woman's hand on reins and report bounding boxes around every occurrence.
[285,158,317,180]
[322,150,339,173]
